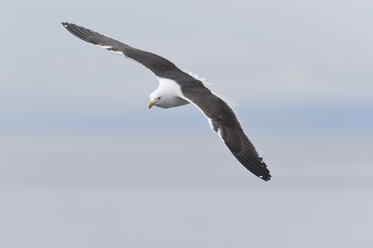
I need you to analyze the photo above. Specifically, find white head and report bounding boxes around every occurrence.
[148,87,189,109]
[148,88,169,109]
[148,77,190,109]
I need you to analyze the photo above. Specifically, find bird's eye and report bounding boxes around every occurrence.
[157,97,161,100]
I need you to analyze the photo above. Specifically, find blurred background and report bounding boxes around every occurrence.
[1,0,373,247]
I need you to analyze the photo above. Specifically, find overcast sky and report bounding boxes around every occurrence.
[1,0,372,134]
[1,1,373,247]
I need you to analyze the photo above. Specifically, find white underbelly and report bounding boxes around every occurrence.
[158,96,190,109]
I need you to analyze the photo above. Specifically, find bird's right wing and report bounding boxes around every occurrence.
[62,22,178,77]
[180,82,271,181]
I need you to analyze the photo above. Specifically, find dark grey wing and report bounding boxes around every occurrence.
[181,81,271,181]
[62,22,178,77]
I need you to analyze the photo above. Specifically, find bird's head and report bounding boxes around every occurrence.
[148,96,162,109]
[149,91,167,109]
[149,85,188,109]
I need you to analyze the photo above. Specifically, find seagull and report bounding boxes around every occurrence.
[62,22,271,181]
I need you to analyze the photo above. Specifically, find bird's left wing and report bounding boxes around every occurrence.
[62,22,178,77]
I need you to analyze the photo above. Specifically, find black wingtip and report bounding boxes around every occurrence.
[61,22,74,29]
[260,174,271,181]
[258,174,271,181]
[258,162,271,181]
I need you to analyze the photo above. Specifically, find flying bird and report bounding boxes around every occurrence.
[62,22,271,181]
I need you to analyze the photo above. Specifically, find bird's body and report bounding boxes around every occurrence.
[62,22,271,181]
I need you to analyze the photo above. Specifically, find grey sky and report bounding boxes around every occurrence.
[1,1,373,247]
[1,0,373,134]
[1,133,373,248]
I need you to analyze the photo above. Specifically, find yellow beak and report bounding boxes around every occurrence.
[148,101,155,109]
